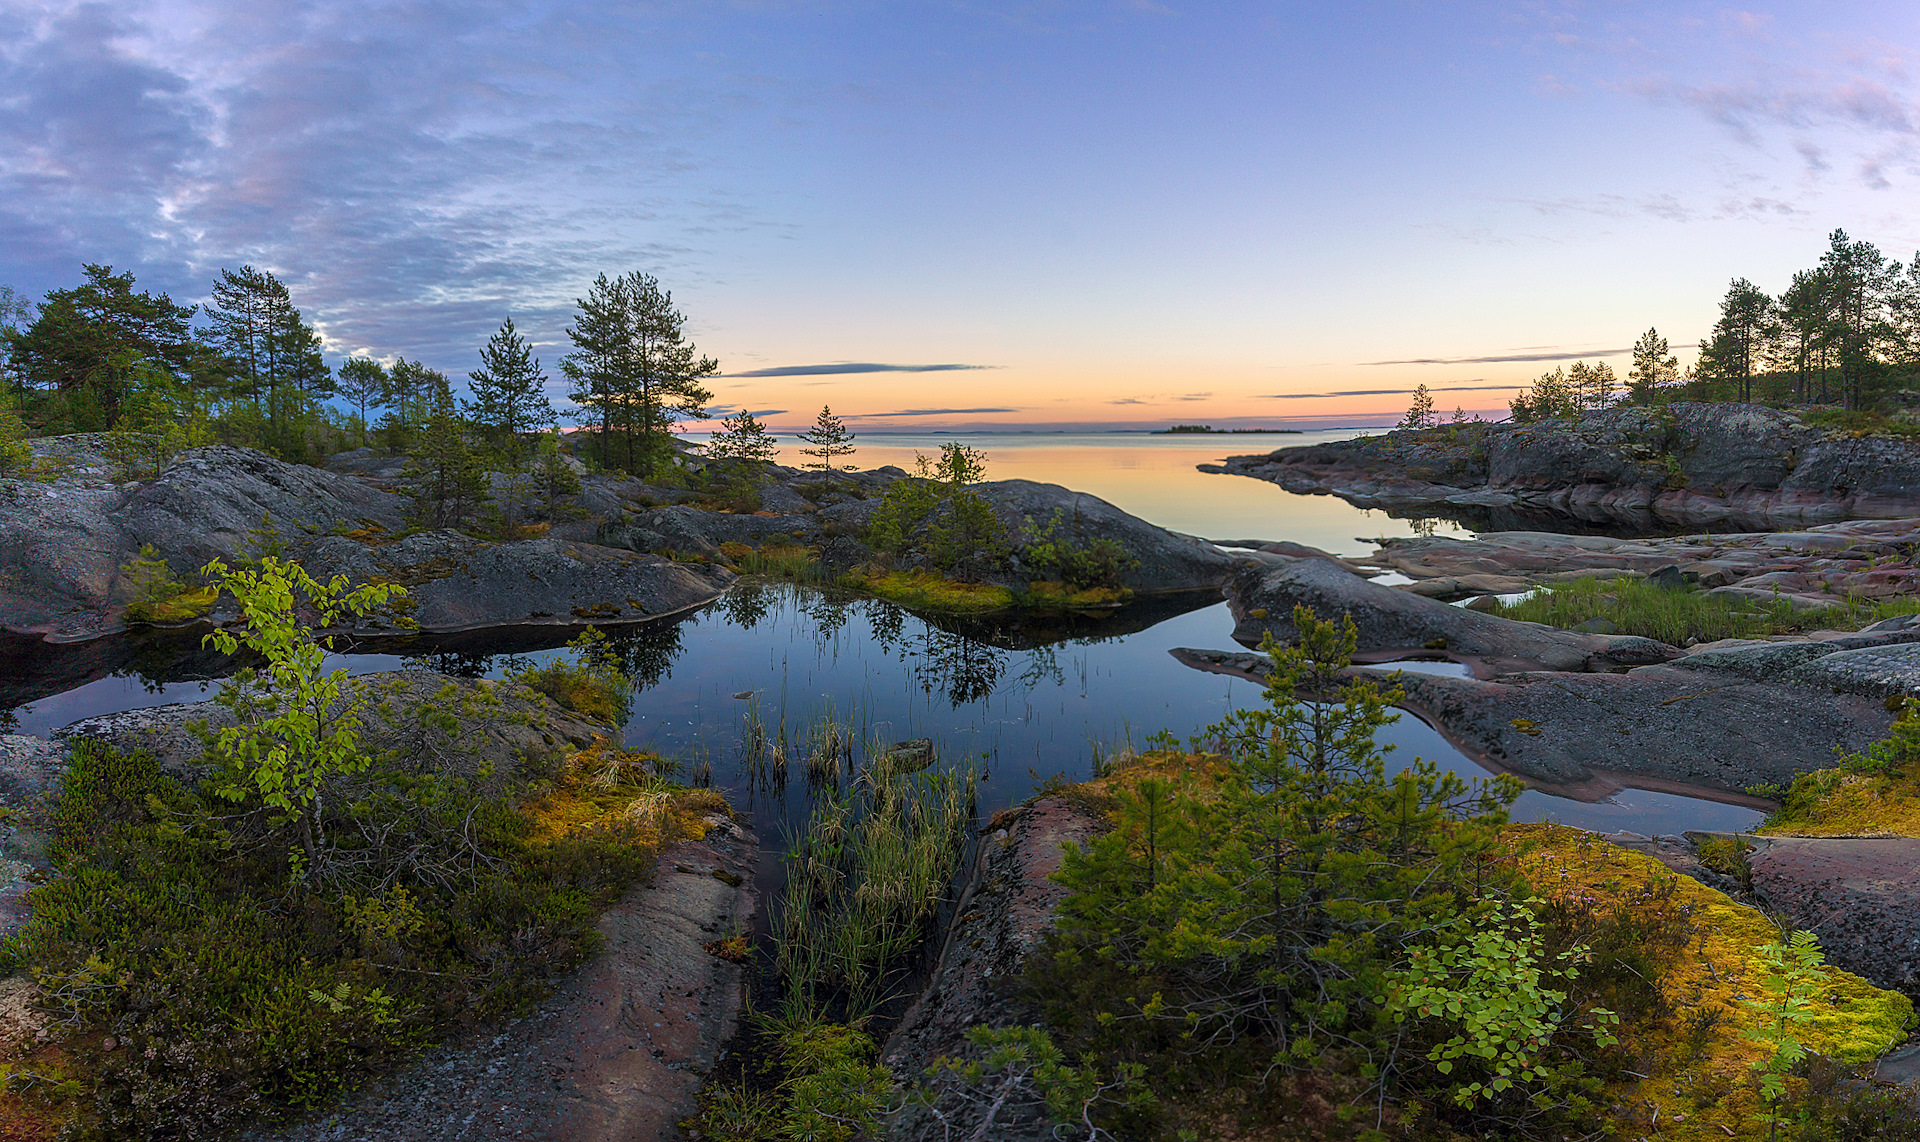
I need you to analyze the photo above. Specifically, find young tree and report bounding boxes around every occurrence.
[705,410,780,464]
[336,357,387,445]
[466,316,553,456]
[1566,360,1617,410]
[798,405,857,470]
[1399,384,1436,429]
[1696,278,1776,403]
[530,429,583,517]
[6,265,203,428]
[1626,329,1680,405]
[562,272,718,475]
[0,285,35,397]
[401,374,489,530]
[1509,366,1576,422]
[200,556,403,874]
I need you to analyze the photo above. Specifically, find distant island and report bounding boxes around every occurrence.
[1155,424,1303,434]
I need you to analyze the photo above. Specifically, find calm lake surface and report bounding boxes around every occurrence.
[3,432,1766,859]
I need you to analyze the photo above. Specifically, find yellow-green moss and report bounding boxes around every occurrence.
[520,737,721,847]
[854,569,1015,612]
[124,585,218,625]
[1507,823,1914,1138]
[1759,769,1920,837]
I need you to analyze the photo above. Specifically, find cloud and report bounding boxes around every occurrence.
[842,407,1020,417]
[724,362,999,377]
[1107,397,1148,405]
[1262,383,1524,400]
[1361,348,1629,365]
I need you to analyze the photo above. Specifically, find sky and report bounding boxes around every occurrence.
[3,1,1919,431]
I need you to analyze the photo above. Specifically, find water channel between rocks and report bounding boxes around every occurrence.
[2,430,1767,908]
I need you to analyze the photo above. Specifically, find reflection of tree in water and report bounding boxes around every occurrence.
[718,582,773,630]
[1016,642,1064,690]
[865,598,906,651]
[802,590,857,644]
[911,627,1007,706]
[605,621,686,692]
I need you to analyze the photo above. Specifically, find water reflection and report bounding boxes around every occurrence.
[2,583,1764,845]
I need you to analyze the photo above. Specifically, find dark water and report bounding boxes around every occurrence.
[3,582,1765,866]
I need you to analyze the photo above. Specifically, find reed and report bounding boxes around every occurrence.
[770,713,978,1022]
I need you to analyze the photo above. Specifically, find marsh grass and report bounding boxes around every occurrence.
[770,713,978,1024]
[1493,576,1920,646]
[728,543,826,583]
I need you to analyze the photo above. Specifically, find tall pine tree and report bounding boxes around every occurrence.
[206,265,331,451]
[561,272,717,475]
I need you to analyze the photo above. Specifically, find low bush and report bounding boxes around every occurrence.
[2,739,672,1140]
[119,546,217,625]
[508,627,632,726]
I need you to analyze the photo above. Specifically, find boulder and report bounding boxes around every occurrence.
[57,670,610,783]
[977,479,1240,594]
[1225,558,1680,676]
[1742,836,1920,992]
[1170,649,1893,797]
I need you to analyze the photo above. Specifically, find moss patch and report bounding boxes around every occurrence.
[1017,580,1133,609]
[1758,769,1920,837]
[124,585,217,625]
[853,569,1015,612]
[1506,823,1914,1138]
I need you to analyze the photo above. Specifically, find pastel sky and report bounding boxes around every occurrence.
[3,1,1918,430]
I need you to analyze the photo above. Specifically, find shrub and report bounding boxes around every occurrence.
[3,739,666,1140]
[1020,510,1139,590]
[509,627,631,726]
[120,545,217,625]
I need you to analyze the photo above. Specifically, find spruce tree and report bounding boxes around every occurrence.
[1398,384,1436,429]
[798,405,856,470]
[705,410,779,464]
[466,317,553,457]
[401,375,489,531]
[561,272,717,475]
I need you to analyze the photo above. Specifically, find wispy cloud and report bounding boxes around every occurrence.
[724,362,999,378]
[1361,349,1628,365]
[1263,383,1524,400]
[842,406,1020,417]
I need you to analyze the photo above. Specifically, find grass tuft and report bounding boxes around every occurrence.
[1493,575,1920,645]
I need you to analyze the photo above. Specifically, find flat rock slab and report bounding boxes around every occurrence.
[245,822,758,1142]
[1225,558,1680,677]
[1744,836,1920,993]
[1170,648,1890,796]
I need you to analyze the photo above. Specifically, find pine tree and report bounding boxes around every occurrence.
[466,317,553,458]
[530,429,583,517]
[1817,229,1899,410]
[705,410,780,464]
[561,272,718,475]
[7,265,202,428]
[1398,384,1436,429]
[377,358,439,450]
[206,266,331,443]
[1626,330,1680,406]
[798,405,857,470]
[1696,278,1776,404]
[401,375,489,531]
[336,357,387,446]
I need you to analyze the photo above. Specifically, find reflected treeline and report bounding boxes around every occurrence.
[707,582,1209,708]
[0,627,246,709]
[1366,503,1700,540]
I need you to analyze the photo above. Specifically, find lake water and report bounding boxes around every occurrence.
[2,432,1766,857]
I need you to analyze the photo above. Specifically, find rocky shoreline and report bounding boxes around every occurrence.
[1201,403,1920,529]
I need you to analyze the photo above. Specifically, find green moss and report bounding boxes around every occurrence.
[853,569,1014,612]
[124,585,217,625]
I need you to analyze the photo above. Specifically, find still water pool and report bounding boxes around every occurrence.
[2,433,1765,857]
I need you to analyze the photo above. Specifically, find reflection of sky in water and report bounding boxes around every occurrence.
[684,430,1471,557]
[8,588,1764,850]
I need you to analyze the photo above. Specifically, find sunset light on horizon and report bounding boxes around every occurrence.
[5,2,1919,431]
